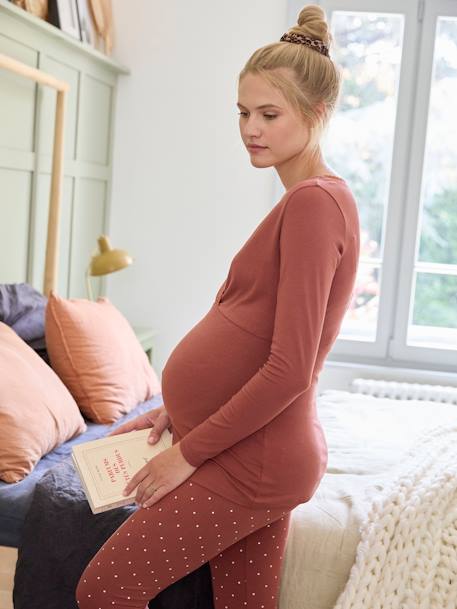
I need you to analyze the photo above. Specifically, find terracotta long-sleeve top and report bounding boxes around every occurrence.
[162,175,360,509]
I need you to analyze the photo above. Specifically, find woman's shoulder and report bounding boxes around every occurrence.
[283,175,357,214]
[281,177,346,215]
[279,176,359,242]
[283,175,351,199]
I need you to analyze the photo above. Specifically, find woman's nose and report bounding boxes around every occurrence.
[241,119,262,137]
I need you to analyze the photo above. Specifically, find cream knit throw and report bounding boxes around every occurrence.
[332,422,457,609]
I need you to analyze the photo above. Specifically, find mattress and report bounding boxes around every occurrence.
[278,388,457,609]
[0,396,164,548]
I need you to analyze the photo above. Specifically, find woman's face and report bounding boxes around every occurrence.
[237,71,312,171]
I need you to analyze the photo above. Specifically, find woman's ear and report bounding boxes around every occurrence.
[315,101,325,120]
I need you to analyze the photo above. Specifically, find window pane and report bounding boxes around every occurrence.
[408,17,457,350]
[409,272,457,349]
[417,18,457,267]
[343,261,380,341]
[322,11,404,341]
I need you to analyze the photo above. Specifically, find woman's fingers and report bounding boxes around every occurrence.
[147,429,158,443]
[107,421,135,436]
[107,410,159,437]
[132,470,159,506]
[123,463,149,498]
[147,413,170,444]
[140,481,165,508]
[122,451,163,505]
[135,476,155,506]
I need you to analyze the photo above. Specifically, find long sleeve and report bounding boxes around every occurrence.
[178,186,347,468]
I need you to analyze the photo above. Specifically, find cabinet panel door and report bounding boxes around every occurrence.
[0,36,37,153]
[77,74,113,165]
[0,168,31,283]
[69,177,106,298]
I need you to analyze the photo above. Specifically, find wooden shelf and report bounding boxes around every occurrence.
[0,0,130,75]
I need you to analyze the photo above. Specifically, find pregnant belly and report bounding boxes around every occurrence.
[161,303,271,438]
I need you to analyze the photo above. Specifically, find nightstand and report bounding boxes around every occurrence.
[133,326,158,363]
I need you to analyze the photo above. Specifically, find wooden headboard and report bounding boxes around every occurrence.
[0,52,68,296]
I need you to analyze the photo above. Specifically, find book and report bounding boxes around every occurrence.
[71,427,173,514]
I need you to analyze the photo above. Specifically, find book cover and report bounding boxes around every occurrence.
[72,427,173,514]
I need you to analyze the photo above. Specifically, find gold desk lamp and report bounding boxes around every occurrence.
[85,235,133,300]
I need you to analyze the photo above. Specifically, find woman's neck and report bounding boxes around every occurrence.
[276,147,337,190]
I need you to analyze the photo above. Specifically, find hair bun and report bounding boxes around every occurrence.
[292,4,332,47]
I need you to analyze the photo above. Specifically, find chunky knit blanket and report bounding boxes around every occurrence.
[332,422,457,609]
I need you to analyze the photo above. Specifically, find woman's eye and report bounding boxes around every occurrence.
[237,112,277,120]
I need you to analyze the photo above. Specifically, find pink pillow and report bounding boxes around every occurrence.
[0,322,86,483]
[45,292,161,424]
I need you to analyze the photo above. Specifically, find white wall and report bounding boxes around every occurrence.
[108,1,288,377]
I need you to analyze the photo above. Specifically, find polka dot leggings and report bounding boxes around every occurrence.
[75,478,291,609]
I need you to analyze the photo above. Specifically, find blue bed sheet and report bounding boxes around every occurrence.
[0,395,164,548]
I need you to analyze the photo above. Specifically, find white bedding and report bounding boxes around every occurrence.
[279,389,457,609]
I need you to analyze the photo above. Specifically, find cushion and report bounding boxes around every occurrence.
[0,322,87,483]
[0,283,49,360]
[45,292,161,424]
[0,283,47,342]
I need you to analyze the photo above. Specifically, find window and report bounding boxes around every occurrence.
[281,0,457,371]
[407,15,457,351]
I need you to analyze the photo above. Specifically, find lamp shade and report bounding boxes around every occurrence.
[89,235,133,277]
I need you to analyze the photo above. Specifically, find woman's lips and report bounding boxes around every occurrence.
[247,145,267,152]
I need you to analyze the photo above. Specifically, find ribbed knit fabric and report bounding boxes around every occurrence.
[163,175,360,509]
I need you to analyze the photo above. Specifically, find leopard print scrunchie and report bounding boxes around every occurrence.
[280,32,330,57]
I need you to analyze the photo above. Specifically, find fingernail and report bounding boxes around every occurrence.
[122,490,128,496]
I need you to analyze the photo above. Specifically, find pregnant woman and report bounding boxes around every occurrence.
[76,4,360,608]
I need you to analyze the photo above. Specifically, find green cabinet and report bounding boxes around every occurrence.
[133,327,159,364]
[0,0,129,298]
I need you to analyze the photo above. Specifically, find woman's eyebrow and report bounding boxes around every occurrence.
[237,102,282,110]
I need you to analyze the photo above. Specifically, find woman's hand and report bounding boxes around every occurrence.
[122,441,197,508]
[107,404,172,445]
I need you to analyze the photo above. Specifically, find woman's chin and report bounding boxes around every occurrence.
[249,157,272,168]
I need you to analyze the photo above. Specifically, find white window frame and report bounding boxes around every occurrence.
[279,0,457,373]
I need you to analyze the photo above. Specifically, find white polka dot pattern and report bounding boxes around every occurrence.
[75,478,291,609]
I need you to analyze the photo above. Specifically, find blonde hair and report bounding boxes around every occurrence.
[239,4,342,153]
